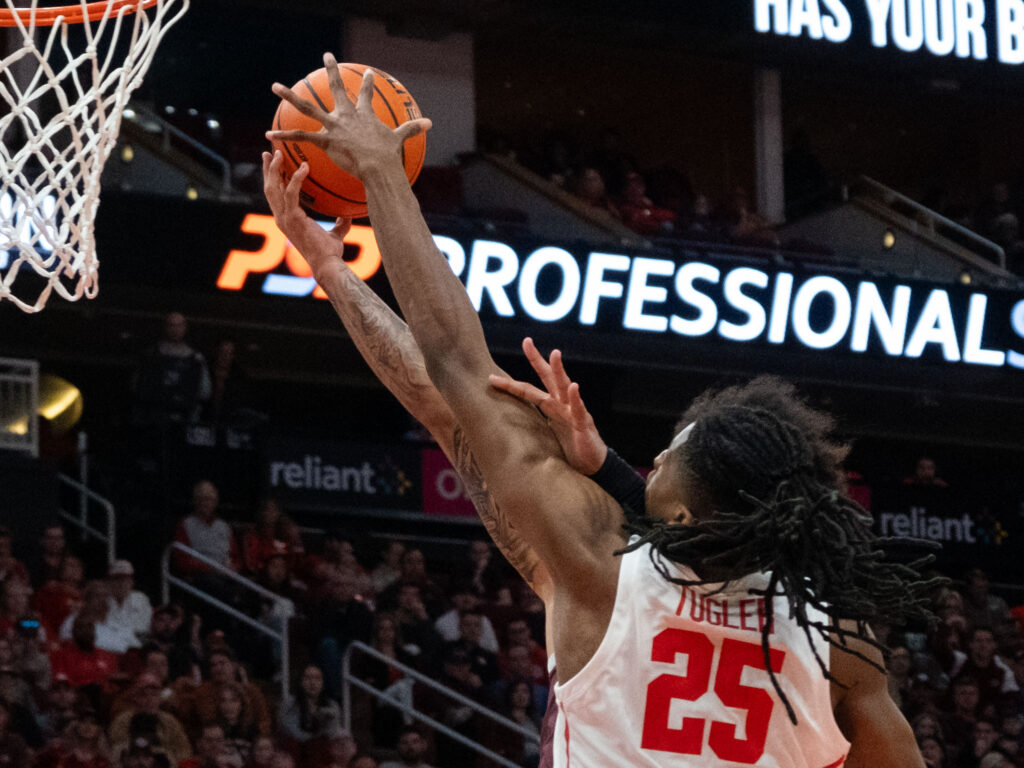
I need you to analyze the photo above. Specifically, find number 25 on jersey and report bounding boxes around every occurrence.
[642,628,786,764]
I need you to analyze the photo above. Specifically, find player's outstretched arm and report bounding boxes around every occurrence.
[262,151,545,595]
[830,628,925,768]
[266,56,626,605]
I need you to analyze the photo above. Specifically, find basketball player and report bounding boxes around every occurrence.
[262,149,637,767]
[267,55,936,766]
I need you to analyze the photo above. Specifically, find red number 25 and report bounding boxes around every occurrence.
[641,628,785,764]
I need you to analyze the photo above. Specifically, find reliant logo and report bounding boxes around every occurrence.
[879,506,977,543]
[270,455,377,493]
[217,214,382,298]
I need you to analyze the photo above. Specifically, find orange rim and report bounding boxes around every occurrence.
[0,0,158,27]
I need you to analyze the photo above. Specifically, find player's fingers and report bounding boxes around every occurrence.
[488,374,549,406]
[262,152,284,203]
[284,163,308,204]
[522,338,559,394]
[356,68,376,112]
[550,349,571,401]
[272,83,324,121]
[331,217,353,239]
[394,118,432,143]
[266,129,328,149]
[322,54,352,113]
[568,382,589,426]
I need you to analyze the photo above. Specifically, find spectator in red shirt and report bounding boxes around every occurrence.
[0,527,28,585]
[242,498,304,575]
[34,556,85,642]
[498,618,547,686]
[617,171,677,236]
[50,616,119,690]
[27,524,69,588]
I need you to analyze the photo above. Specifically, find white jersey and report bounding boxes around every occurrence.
[553,541,849,767]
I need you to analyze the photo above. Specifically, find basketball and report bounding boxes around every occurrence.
[270,63,426,218]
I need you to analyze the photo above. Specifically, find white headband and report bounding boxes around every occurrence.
[668,422,695,452]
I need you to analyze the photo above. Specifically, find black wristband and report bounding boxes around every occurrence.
[589,447,647,522]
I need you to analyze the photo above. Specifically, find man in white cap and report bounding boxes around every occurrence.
[107,559,152,648]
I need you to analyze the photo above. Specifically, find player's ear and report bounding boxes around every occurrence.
[669,502,694,526]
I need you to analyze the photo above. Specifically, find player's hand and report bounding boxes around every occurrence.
[266,52,431,179]
[262,150,352,282]
[489,338,608,475]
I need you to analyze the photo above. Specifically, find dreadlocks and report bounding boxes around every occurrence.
[619,375,944,723]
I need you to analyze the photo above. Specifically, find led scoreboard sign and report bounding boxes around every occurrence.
[754,0,1024,64]
[218,214,1024,372]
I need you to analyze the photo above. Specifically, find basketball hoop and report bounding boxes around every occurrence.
[0,0,188,312]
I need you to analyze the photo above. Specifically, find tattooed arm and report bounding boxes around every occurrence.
[262,152,546,595]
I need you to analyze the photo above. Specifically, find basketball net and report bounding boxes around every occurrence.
[0,0,188,312]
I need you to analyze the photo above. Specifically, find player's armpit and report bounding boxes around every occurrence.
[830,629,924,768]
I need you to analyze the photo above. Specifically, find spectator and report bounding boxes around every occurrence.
[950,627,1019,712]
[617,171,677,236]
[568,167,619,218]
[433,585,498,653]
[177,648,271,737]
[424,644,486,766]
[719,186,778,247]
[305,730,356,768]
[0,699,30,767]
[441,611,499,688]
[244,736,275,768]
[683,193,720,241]
[278,664,342,745]
[177,723,231,768]
[309,569,373,701]
[34,556,84,641]
[242,499,302,576]
[499,618,547,687]
[27,524,68,588]
[370,541,405,597]
[888,643,915,711]
[309,532,371,601]
[132,311,211,425]
[919,735,948,768]
[0,577,42,645]
[107,560,153,649]
[60,581,137,655]
[378,727,433,768]
[377,551,443,618]
[957,719,1000,768]
[34,698,110,768]
[349,755,378,768]
[977,751,1014,768]
[942,676,983,752]
[38,673,78,741]
[0,527,27,585]
[906,456,950,488]
[116,734,172,768]
[146,604,199,683]
[961,570,1015,644]
[109,672,191,767]
[215,682,260,760]
[269,751,295,768]
[353,614,414,749]
[390,584,441,663]
[50,617,119,690]
[172,481,240,576]
[111,646,175,719]
[491,644,548,718]
[488,680,541,768]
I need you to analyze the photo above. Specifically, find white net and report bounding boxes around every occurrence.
[0,0,188,312]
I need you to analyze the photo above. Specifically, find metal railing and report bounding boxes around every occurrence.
[342,641,538,768]
[162,542,293,701]
[122,102,234,196]
[0,357,38,457]
[854,175,1007,270]
[58,473,116,565]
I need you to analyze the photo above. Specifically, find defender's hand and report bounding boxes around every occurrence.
[266,53,431,179]
[489,338,608,475]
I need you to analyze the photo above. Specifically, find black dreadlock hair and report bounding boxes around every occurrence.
[618,376,945,723]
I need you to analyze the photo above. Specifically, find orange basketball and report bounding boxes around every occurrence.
[271,63,426,218]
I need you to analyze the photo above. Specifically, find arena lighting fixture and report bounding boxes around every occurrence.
[121,107,136,120]
[186,186,199,200]
[187,107,198,116]
[38,375,83,434]
[164,105,176,115]
[959,268,973,285]
[120,145,134,163]
[206,118,220,130]
[883,228,896,250]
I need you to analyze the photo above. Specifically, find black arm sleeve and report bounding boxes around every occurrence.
[589,447,647,523]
